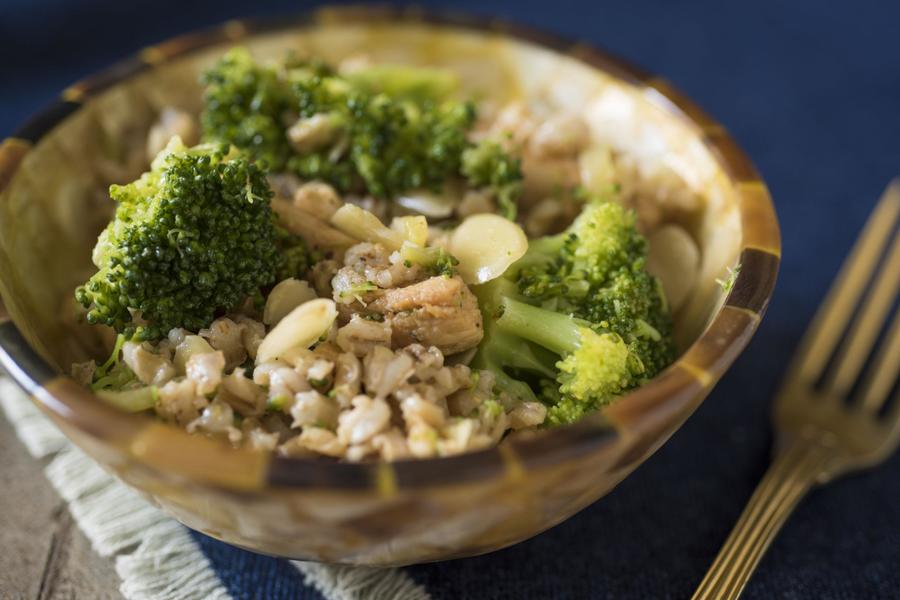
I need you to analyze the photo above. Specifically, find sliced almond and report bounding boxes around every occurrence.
[330,204,404,250]
[257,299,338,363]
[174,335,215,375]
[578,144,617,197]
[646,224,700,313]
[272,200,356,252]
[394,189,456,218]
[263,279,319,326]
[449,214,528,284]
[292,182,342,221]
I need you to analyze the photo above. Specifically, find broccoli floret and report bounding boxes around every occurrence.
[461,139,523,220]
[473,282,640,425]
[479,397,504,417]
[515,199,674,375]
[471,198,674,425]
[498,297,639,425]
[200,49,522,211]
[398,242,459,278]
[471,278,558,404]
[75,139,280,340]
[290,74,475,198]
[200,47,294,171]
[275,226,313,281]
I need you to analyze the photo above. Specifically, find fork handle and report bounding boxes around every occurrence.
[691,439,835,600]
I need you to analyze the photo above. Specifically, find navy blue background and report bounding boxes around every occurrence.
[3,1,899,598]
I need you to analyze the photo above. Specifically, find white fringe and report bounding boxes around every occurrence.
[293,562,431,600]
[46,448,171,556]
[0,378,233,600]
[117,519,232,600]
[0,378,67,458]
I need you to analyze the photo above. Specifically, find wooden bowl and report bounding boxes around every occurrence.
[0,7,779,565]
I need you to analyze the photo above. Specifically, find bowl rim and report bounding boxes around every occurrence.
[0,5,780,494]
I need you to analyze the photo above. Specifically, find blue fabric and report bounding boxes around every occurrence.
[190,531,322,599]
[3,1,899,598]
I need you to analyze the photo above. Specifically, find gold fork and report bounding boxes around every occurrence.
[692,181,900,599]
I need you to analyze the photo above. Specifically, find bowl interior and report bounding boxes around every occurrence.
[0,19,746,374]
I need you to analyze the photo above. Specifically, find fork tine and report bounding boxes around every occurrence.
[792,182,900,384]
[824,231,900,398]
[858,307,900,414]
[880,385,900,450]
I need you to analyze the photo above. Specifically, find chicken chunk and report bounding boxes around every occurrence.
[388,293,484,355]
[339,275,483,355]
[331,241,484,355]
[122,341,175,385]
[369,276,484,355]
[369,275,467,313]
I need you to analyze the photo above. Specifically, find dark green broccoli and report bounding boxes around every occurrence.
[200,48,522,218]
[200,47,294,171]
[471,198,675,425]
[90,333,136,391]
[398,242,459,278]
[515,199,674,375]
[461,139,523,220]
[75,140,280,340]
[289,73,475,199]
[88,333,159,412]
[275,226,314,281]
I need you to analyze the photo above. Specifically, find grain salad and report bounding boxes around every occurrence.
[70,48,704,461]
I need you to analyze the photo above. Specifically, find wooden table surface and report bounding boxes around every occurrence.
[0,412,121,600]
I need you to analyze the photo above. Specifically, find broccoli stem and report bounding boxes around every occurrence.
[96,386,158,412]
[472,276,519,316]
[525,234,567,257]
[94,334,126,379]
[496,297,582,357]
[479,329,556,379]
[510,234,566,274]
[90,333,138,391]
[492,368,540,404]
[471,277,556,403]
